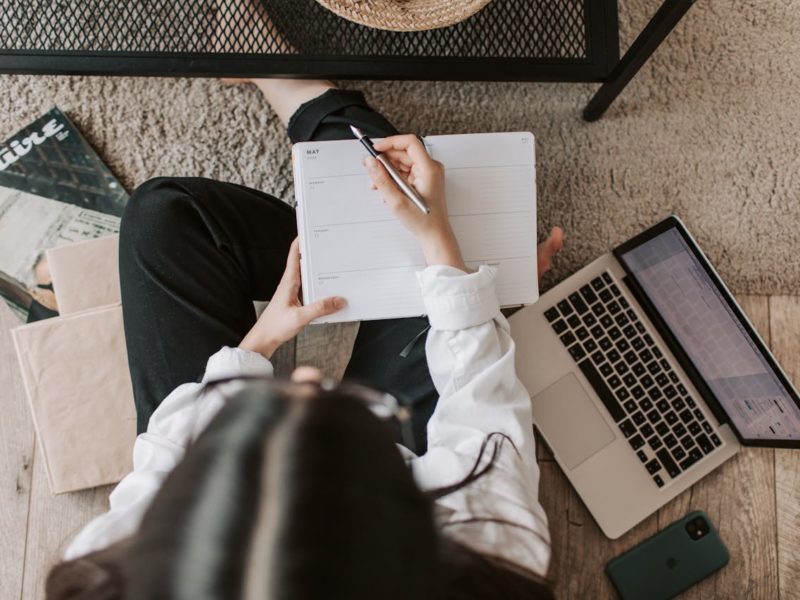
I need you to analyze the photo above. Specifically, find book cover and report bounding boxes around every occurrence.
[0,107,127,321]
[0,106,128,217]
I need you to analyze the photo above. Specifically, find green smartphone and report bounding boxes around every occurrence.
[606,511,729,600]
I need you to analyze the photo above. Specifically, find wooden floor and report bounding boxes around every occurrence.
[1,296,798,599]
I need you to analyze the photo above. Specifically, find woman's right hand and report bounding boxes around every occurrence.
[365,135,466,271]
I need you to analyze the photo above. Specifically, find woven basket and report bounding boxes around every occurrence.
[315,0,493,32]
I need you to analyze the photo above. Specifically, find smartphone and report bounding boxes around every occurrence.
[606,511,729,600]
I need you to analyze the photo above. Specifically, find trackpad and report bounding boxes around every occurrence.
[533,373,616,470]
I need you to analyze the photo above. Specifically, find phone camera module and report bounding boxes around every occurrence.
[686,516,708,540]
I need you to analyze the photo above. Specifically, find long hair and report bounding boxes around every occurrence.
[47,380,554,600]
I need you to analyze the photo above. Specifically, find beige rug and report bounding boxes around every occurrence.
[1,0,798,294]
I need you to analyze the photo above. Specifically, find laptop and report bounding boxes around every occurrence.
[510,216,800,539]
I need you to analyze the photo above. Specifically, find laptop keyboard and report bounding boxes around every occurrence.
[544,271,723,489]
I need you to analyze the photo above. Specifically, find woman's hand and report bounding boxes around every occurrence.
[364,134,466,271]
[239,239,346,359]
[366,134,565,280]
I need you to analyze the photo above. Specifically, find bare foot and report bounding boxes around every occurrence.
[215,1,334,124]
[219,77,254,85]
[537,227,564,279]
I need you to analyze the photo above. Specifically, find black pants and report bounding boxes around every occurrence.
[119,90,437,453]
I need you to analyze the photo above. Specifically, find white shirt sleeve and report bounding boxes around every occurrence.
[63,346,274,560]
[410,265,551,578]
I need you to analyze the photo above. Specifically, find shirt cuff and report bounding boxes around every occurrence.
[416,265,500,331]
[202,347,274,382]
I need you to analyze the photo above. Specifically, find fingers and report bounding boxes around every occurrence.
[367,152,409,191]
[364,157,412,212]
[290,365,323,383]
[378,148,413,170]
[374,134,434,166]
[298,295,346,324]
[373,133,422,153]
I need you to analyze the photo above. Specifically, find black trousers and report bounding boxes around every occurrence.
[119,90,438,453]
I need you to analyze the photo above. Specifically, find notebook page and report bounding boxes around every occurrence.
[424,133,538,307]
[293,132,537,323]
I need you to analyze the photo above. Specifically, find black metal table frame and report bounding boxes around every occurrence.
[0,0,695,121]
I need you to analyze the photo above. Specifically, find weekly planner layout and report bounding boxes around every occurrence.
[292,132,538,323]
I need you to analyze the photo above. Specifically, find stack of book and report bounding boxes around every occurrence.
[2,109,136,494]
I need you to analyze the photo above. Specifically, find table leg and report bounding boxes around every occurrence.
[583,0,696,121]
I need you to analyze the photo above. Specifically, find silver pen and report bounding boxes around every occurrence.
[350,125,430,215]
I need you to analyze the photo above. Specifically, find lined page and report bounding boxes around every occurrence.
[293,132,537,323]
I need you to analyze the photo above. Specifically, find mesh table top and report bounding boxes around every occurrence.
[0,0,618,81]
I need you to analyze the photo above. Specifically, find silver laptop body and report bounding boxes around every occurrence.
[510,216,800,539]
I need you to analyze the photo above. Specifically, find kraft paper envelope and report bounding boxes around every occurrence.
[47,235,120,315]
[12,305,136,494]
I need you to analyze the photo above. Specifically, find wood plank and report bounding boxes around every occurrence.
[536,454,659,598]
[564,493,659,598]
[535,427,555,461]
[534,460,572,590]
[767,296,800,600]
[269,338,296,377]
[21,456,113,599]
[656,296,778,599]
[656,445,778,599]
[0,304,35,600]
[775,448,800,600]
[295,322,359,380]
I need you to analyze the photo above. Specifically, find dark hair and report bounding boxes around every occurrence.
[47,380,554,600]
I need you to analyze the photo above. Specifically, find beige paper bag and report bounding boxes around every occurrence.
[47,235,120,315]
[12,305,136,494]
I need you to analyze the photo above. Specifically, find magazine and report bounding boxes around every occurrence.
[0,107,128,321]
[0,107,128,216]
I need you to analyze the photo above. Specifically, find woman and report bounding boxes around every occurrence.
[46,77,565,599]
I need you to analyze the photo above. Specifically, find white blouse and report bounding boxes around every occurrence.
[65,265,551,578]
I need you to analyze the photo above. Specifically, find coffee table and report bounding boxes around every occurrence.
[0,0,695,120]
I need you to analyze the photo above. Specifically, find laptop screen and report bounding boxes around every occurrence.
[618,226,800,442]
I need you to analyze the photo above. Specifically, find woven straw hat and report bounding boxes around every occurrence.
[315,0,493,32]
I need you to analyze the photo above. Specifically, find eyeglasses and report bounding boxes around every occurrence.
[202,375,418,454]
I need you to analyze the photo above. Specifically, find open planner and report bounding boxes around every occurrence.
[292,132,538,323]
